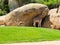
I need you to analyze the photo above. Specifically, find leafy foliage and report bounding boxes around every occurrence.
[34,0,60,8]
[0,0,60,16]
[0,0,9,16]
[0,9,7,16]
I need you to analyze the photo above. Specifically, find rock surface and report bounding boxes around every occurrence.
[41,15,52,28]
[8,0,24,11]
[0,3,49,26]
[48,8,60,29]
[8,0,19,11]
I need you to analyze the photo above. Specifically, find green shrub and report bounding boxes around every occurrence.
[0,0,60,15]
[35,0,60,9]
[0,9,7,16]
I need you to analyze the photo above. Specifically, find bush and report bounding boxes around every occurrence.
[35,0,60,9]
[0,9,7,16]
[0,0,60,15]
[23,0,60,9]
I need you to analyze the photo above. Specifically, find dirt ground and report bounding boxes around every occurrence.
[0,41,60,45]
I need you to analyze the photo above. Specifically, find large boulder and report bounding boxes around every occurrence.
[8,0,24,11]
[48,8,60,29]
[0,3,49,26]
[42,8,58,28]
[0,16,6,25]
[8,0,19,11]
[50,13,60,29]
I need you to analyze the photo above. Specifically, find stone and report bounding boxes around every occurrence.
[50,13,60,29]
[0,3,49,26]
[48,8,60,29]
[8,0,19,11]
[0,16,6,25]
[8,0,24,11]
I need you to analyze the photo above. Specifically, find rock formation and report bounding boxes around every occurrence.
[8,0,19,11]
[33,7,48,27]
[41,15,52,28]
[33,15,43,27]
[8,0,24,11]
[48,6,60,29]
[0,16,6,25]
[50,13,60,29]
[0,3,49,26]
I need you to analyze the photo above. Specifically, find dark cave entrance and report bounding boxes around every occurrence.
[35,22,39,27]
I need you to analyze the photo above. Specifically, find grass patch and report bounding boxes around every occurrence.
[0,26,60,43]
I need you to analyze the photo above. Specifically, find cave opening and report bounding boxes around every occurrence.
[35,22,39,27]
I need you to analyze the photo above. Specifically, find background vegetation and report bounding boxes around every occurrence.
[0,0,60,16]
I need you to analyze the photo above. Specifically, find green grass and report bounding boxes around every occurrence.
[0,26,60,43]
